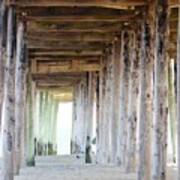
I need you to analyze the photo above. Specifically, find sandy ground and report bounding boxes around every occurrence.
[0,156,178,180]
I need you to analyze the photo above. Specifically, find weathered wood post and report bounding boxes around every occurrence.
[34,90,40,156]
[108,44,118,164]
[81,77,89,156]
[117,31,130,166]
[1,6,16,180]
[47,96,57,155]
[102,51,110,163]
[0,0,6,130]
[137,19,152,180]
[85,72,95,163]
[95,72,100,162]
[51,99,59,154]
[97,56,106,164]
[37,91,53,155]
[177,6,180,180]
[126,31,139,172]
[36,91,42,155]
[71,78,88,157]
[111,39,121,165]
[26,79,36,165]
[14,20,27,175]
[43,91,50,155]
[151,0,169,179]
[168,58,176,163]
[71,84,79,154]
[46,95,58,155]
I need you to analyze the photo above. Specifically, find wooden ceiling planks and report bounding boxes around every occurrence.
[33,58,101,74]
[7,0,178,99]
[27,32,116,43]
[27,20,133,33]
[8,0,146,9]
[9,0,146,100]
[19,7,140,22]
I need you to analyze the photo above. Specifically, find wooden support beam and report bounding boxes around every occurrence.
[99,53,109,164]
[27,21,132,33]
[32,72,86,81]
[137,20,152,180]
[38,91,49,155]
[117,31,130,166]
[151,0,169,179]
[34,61,101,74]
[97,61,105,163]
[177,6,180,180]
[31,56,100,62]
[85,72,95,163]
[71,85,79,154]
[26,77,36,166]
[0,0,5,130]
[168,59,176,164]
[35,77,79,84]
[23,7,138,22]
[125,32,139,172]
[95,72,100,162]
[110,39,121,164]
[28,41,107,50]
[14,21,26,175]
[17,6,137,17]
[36,91,47,155]
[36,82,74,87]
[26,15,136,23]
[1,6,16,180]
[52,93,73,102]
[37,86,73,93]
[72,78,88,154]
[106,46,116,164]
[34,78,82,88]
[29,49,103,58]
[8,0,146,9]
[27,32,116,43]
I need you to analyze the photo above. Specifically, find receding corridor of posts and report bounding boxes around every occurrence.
[0,0,180,180]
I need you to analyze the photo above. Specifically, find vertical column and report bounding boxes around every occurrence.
[26,79,36,165]
[80,77,88,155]
[34,90,40,156]
[52,99,59,154]
[151,0,169,179]
[71,77,88,156]
[101,52,110,163]
[37,91,44,155]
[137,20,152,180]
[43,91,50,155]
[46,93,53,155]
[14,21,26,174]
[97,56,106,164]
[126,32,139,172]
[108,45,117,164]
[98,49,116,165]
[95,72,100,162]
[20,43,28,168]
[111,39,121,165]
[177,6,180,180]
[1,6,16,180]
[117,31,130,166]
[41,91,47,155]
[0,1,5,129]
[48,97,58,155]
[85,72,95,163]
[168,59,176,163]
[71,84,79,154]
